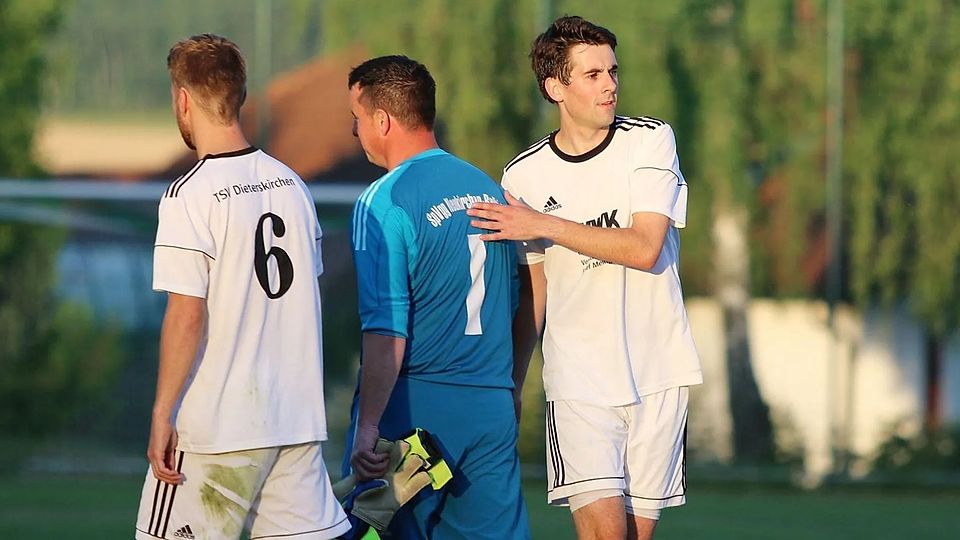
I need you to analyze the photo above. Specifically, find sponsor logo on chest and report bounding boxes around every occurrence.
[583,209,621,228]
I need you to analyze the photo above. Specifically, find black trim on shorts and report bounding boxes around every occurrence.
[547,402,555,486]
[160,451,185,538]
[147,477,162,533]
[153,482,170,536]
[249,515,351,539]
[547,476,625,494]
[136,527,164,539]
[546,401,566,488]
[625,492,686,502]
[154,244,215,260]
[682,421,687,494]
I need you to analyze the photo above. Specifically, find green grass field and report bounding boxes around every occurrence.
[1,474,958,539]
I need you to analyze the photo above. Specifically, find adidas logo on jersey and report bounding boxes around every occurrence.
[173,525,196,539]
[543,196,563,213]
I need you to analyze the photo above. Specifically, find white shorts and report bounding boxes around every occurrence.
[135,442,350,540]
[545,386,688,512]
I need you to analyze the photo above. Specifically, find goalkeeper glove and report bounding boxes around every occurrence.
[400,428,453,489]
[333,429,453,532]
[351,437,432,530]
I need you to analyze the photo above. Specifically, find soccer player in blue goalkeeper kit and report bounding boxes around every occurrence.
[342,55,531,539]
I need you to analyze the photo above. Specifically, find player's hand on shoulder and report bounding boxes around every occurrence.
[468,191,547,242]
[351,424,390,480]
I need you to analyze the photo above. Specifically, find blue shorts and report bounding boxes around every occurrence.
[343,376,530,539]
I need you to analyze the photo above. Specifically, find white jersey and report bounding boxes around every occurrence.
[153,147,328,453]
[501,116,703,406]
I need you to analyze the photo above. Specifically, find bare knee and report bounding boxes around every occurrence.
[571,494,627,540]
[626,512,658,540]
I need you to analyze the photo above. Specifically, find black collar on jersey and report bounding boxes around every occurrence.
[548,124,616,163]
[202,146,258,160]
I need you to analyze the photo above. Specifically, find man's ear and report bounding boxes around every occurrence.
[177,87,191,116]
[545,77,565,103]
[374,108,390,136]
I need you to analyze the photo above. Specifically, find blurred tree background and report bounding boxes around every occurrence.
[0,0,124,469]
[44,0,325,114]
[3,0,960,471]
[845,0,960,339]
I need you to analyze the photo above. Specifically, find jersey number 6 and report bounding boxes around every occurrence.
[255,212,294,299]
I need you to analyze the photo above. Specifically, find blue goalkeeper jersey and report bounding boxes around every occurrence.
[350,148,518,389]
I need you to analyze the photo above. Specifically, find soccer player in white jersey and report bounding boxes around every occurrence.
[134,34,349,540]
[468,16,703,540]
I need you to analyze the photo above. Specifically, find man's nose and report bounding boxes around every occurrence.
[604,72,618,92]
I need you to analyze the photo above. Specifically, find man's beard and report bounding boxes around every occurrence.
[176,112,196,151]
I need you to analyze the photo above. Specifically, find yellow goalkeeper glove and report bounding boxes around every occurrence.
[333,429,453,532]
[401,428,453,489]
[350,438,432,530]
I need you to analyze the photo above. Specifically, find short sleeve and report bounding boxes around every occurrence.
[501,171,546,265]
[629,124,688,229]
[352,200,413,338]
[153,195,215,297]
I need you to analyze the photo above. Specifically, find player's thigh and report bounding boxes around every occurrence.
[438,390,528,539]
[135,448,276,540]
[247,442,350,540]
[385,381,529,539]
[546,399,629,506]
[623,386,689,513]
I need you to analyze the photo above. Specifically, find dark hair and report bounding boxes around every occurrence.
[530,16,618,103]
[167,34,247,124]
[348,55,436,130]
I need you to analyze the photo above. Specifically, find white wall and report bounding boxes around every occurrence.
[685,298,956,480]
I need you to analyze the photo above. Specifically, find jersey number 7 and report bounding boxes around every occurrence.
[465,234,486,335]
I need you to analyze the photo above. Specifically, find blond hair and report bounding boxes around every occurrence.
[167,34,246,124]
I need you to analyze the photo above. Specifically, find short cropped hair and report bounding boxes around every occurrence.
[167,34,247,124]
[530,16,618,103]
[348,55,436,130]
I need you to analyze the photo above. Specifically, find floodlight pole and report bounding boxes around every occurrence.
[254,0,272,150]
[825,0,847,477]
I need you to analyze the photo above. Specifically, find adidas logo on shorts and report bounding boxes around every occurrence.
[543,196,563,213]
[172,524,196,539]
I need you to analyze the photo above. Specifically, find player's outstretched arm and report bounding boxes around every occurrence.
[149,292,206,484]
[352,332,406,481]
[511,263,546,422]
[468,193,670,271]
